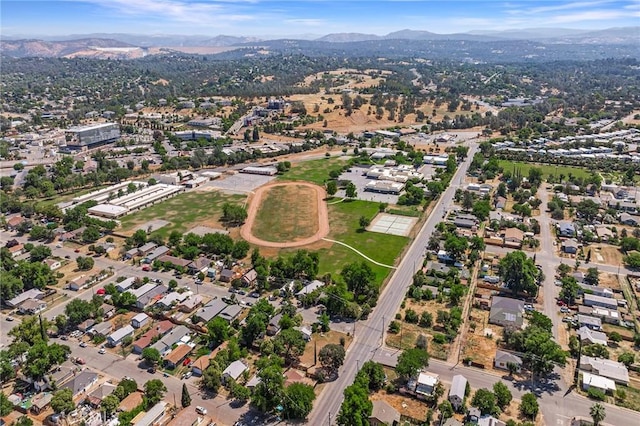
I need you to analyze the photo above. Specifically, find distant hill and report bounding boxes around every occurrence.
[316,32,380,43]
[0,38,141,58]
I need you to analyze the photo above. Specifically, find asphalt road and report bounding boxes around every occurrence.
[307,143,479,425]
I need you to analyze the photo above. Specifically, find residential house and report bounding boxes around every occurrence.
[562,238,579,254]
[608,200,637,213]
[6,215,26,231]
[494,196,507,210]
[133,329,159,354]
[44,258,61,270]
[133,401,167,426]
[219,268,235,283]
[577,314,602,331]
[86,383,116,407]
[582,372,616,394]
[283,369,314,387]
[583,294,618,310]
[296,280,324,298]
[18,298,47,314]
[157,255,191,269]
[101,303,115,318]
[124,248,138,260]
[414,372,439,398]
[578,306,620,324]
[503,228,524,248]
[579,356,629,385]
[77,319,96,333]
[578,326,608,346]
[192,299,227,323]
[177,294,204,313]
[494,350,523,371]
[557,222,576,237]
[137,242,158,256]
[163,344,193,369]
[595,226,614,242]
[295,326,313,341]
[218,304,243,322]
[207,267,217,279]
[241,269,258,286]
[134,284,168,309]
[222,360,248,383]
[368,400,401,426]
[187,257,211,275]
[578,283,614,299]
[143,246,170,264]
[131,312,151,329]
[118,392,143,412]
[62,371,98,397]
[30,393,53,414]
[115,277,137,292]
[454,218,477,230]
[478,415,507,426]
[267,313,283,336]
[156,291,189,310]
[443,419,463,426]
[8,244,25,258]
[448,375,467,410]
[6,289,44,308]
[107,325,135,347]
[619,213,639,226]
[150,325,191,355]
[489,296,524,329]
[69,275,91,291]
[90,321,113,337]
[191,354,212,376]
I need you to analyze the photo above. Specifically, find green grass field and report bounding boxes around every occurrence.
[318,200,409,286]
[497,160,590,180]
[119,191,246,238]
[278,157,349,185]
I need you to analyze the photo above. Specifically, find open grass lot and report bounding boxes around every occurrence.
[252,184,319,242]
[119,190,246,238]
[278,157,349,185]
[497,160,590,180]
[316,199,409,286]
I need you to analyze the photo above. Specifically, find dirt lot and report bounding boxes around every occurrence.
[461,309,501,369]
[299,330,352,369]
[589,244,624,267]
[370,391,429,423]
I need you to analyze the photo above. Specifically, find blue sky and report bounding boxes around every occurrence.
[2,1,638,37]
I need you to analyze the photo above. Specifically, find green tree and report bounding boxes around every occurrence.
[519,392,539,419]
[624,252,640,268]
[29,245,52,262]
[252,360,285,413]
[358,361,386,391]
[439,400,454,419]
[444,235,468,261]
[618,352,635,367]
[207,317,230,348]
[493,382,512,410]
[201,365,222,393]
[472,388,498,416]
[51,388,75,414]
[141,347,161,367]
[0,392,13,416]
[337,382,372,426]
[341,261,376,301]
[181,383,191,408]
[319,344,346,374]
[76,256,95,271]
[396,348,429,382]
[499,250,538,296]
[100,394,120,416]
[144,379,167,408]
[590,402,606,426]
[14,416,33,426]
[358,216,370,230]
[326,180,338,197]
[273,328,307,365]
[283,383,316,419]
[560,277,580,305]
[345,182,357,199]
[472,200,491,221]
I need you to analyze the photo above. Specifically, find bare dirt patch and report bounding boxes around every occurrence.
[590,244,624,267]
[241,181,329,248]
[299,330,351,368]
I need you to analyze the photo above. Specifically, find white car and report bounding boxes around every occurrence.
[98,348,106,354]
[195,406,207,415]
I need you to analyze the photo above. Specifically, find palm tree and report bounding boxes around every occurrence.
[590,403,606,426]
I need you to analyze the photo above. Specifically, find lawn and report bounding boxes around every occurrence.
[278,157,349,185]
[497,160,590,180]
[317,199,409,286]
[119,190,246,239]
[252,184,319,242]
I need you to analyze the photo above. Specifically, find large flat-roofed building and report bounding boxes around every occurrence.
[65,123,120,150]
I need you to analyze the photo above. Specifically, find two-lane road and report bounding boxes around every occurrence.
[308,143,478,425]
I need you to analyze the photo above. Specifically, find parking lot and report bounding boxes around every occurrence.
[336,166,401,204]
[204,172,276,194]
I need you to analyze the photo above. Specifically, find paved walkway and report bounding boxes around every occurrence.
[321,238,397,269]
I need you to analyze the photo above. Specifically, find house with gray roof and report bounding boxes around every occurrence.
[579,356,629,385]
[369,400,400,426]
[489,296,524,329]
[62,371,98,396]
[583,294,618,310]
[578,326,608,346]
[557,221,576,237]
[192,299,227,323]
[150,325,191,355]
[494,350,522,371]
[577,314,602,330]
[218,304,243,322]
[108,325,135,347]
[135,284,168,309]
[448,375,467,410]
[222,360,248,383]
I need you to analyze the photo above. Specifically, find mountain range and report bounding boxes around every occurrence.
[1,27,637,59]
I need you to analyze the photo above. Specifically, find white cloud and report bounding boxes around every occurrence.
[547,9,639,23]
[284,18,325,26]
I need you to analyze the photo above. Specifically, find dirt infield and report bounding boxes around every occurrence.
[241,181,330,248]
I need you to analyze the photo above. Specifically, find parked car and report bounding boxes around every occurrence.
[147,367,156,373]
[99,348,106,354]
[249,292,260,298]
[557,300,567,306]
[79,342,87,348]
[182,372,193,380]
[560,306,570,313]
[562,317,573,323]
[524,304,534,311]
[5,316,14,322]
[196,406,207,415]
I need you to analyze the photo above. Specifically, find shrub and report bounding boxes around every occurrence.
[388,321,401,334]
[433,333,447,344]
[416,334,428,350]
[405,309,418,323]
[587,387,606,401]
